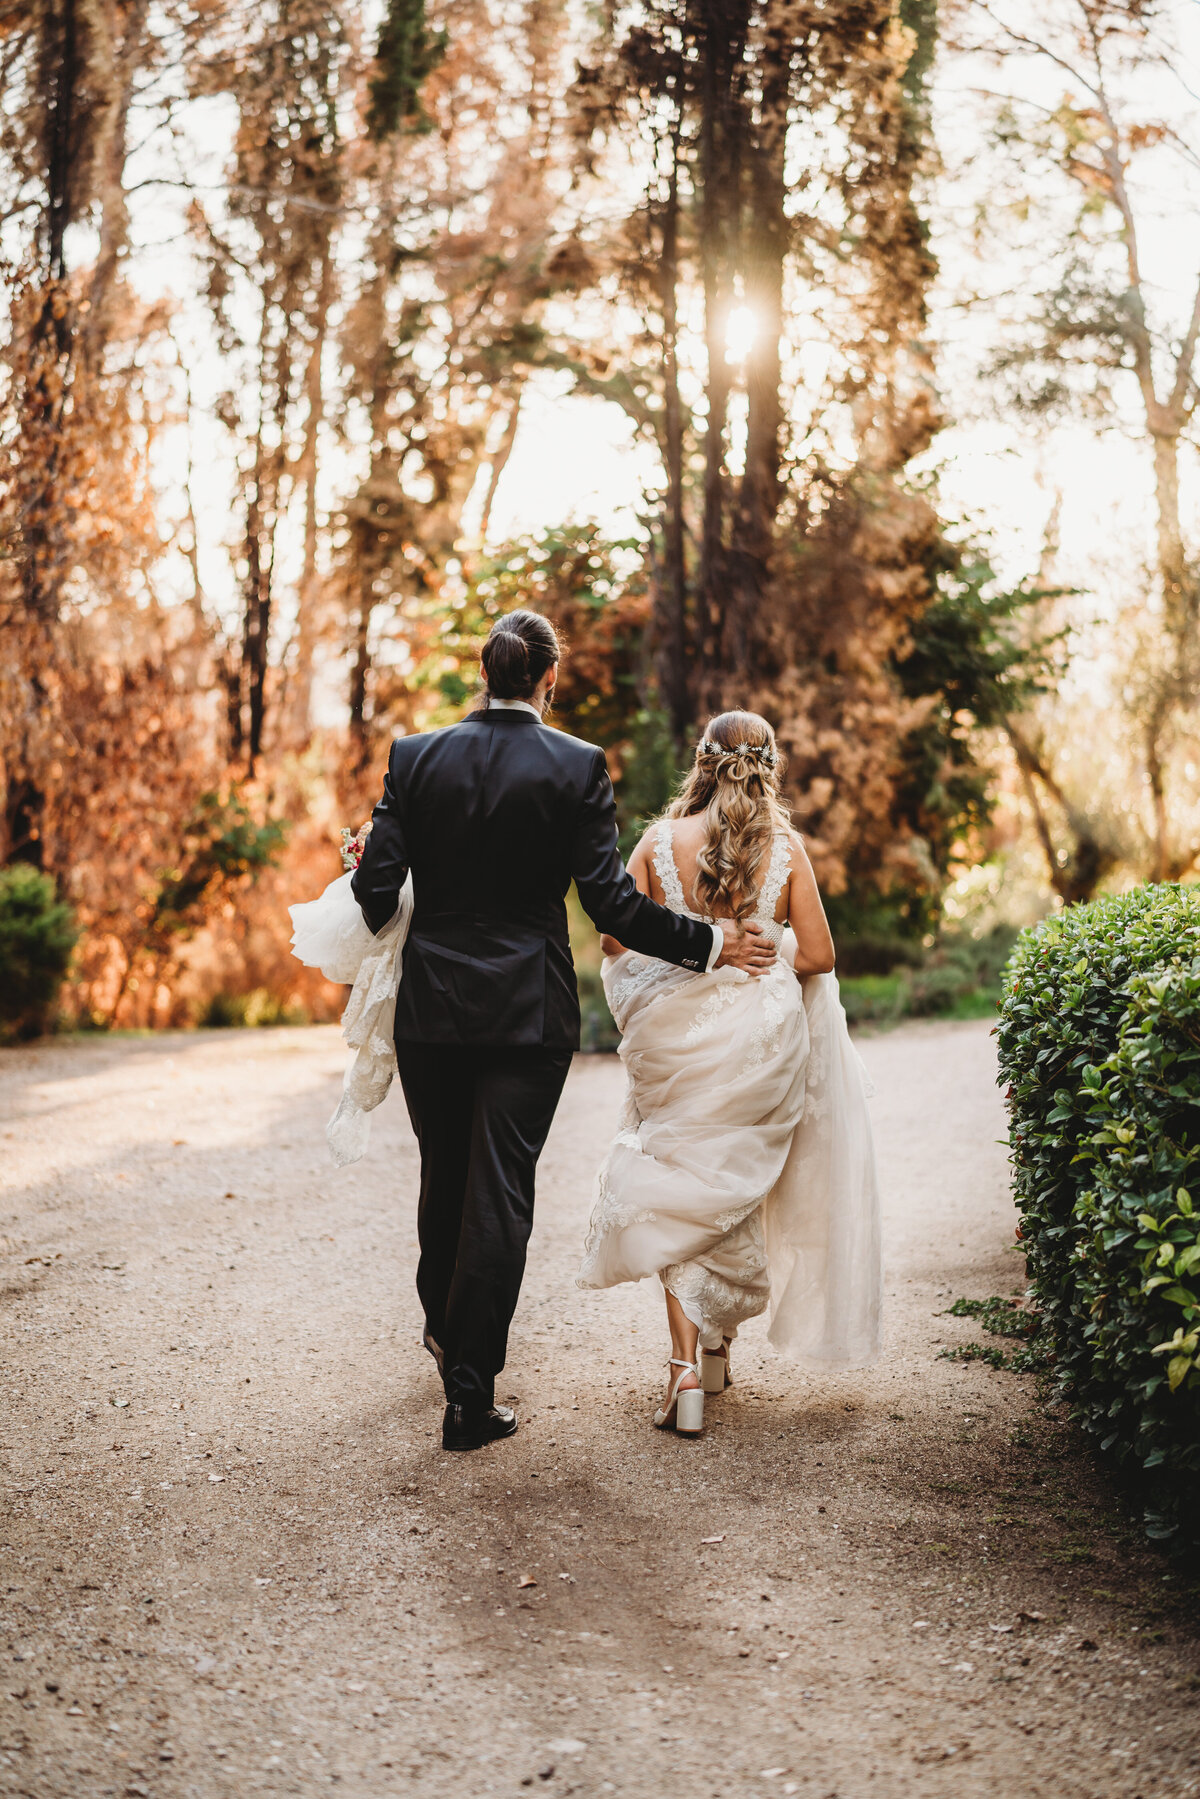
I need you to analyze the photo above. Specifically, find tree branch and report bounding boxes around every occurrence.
[1168,270,1200,419]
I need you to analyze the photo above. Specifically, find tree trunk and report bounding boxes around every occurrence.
[1151,428,1187,636]
[1004,716,1117,905]
[1143,427,1196,879]
[23,0,81,622]
[224,635,244,759]
[476,389,523,549]
[348,561,374,773]
[290,248,335,748]
[1144,691,1172,886]
[82,0,149,365]
[241,352,275,774]
[694,0,746,704]
[724,12,788,687]
[656,126,690,743]
[244,493,274,776]
[44,0,77,287]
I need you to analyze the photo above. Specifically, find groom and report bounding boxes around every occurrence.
[352,609,776,1450]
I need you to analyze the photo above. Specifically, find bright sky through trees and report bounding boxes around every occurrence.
[103,0,1198,654]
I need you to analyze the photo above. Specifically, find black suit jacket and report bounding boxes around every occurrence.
[351,708,715,1048]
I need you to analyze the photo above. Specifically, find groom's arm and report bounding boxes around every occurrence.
[571,750,717,972]
[352,742,409,935]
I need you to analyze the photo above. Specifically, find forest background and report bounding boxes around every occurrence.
[2,0,1199,1042]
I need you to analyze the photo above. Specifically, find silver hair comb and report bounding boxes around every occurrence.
[700,738,777,767]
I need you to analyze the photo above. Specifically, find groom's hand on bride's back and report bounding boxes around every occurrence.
[714,919,776,973]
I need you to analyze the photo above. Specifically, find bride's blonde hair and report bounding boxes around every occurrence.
[667,710,791,924]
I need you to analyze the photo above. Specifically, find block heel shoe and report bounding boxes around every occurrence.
[653,1359,704,1435]
[699,1338,733,1393]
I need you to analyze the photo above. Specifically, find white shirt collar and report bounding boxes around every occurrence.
[487,697,542,719]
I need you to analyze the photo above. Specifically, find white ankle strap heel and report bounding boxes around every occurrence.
[653,1358,704,1435]
[700,1338,733,1394]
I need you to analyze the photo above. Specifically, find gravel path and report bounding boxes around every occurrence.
[1,1021,1197,1799]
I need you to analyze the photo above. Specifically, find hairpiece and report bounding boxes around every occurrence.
[699,737,777,768]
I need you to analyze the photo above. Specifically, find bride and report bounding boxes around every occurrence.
[578,709,881,1435]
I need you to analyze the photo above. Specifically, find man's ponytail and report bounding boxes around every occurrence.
[479,610,560,704]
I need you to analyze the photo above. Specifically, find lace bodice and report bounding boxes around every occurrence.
[652,820,790,948]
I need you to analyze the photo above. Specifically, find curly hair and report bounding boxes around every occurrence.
[666,711,792,926]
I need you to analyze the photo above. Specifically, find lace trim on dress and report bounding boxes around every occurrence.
[578,1163,659,1286]
[684,981,741,1046]
[652,819,692,915]
[742,969,788,1073]
[661,1207,772,1339]
[608,953,667,1019]
[757,831,792,926]
[713,1195,768,1232]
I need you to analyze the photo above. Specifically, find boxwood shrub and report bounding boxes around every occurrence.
[0,864,78,1038]
[997,884,1200,1546]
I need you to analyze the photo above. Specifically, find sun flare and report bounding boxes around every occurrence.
[725,304,758,363]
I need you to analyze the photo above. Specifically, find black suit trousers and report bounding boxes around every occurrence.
[394,1042,573,1408]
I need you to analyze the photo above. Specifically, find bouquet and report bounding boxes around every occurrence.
[339,822,372,873]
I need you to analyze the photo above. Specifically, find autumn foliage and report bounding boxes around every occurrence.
[0,0,1054,1029]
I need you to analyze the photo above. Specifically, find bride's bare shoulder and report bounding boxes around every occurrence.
[664,810,705,844]
[777,829,817,899]
[627,823,663,873]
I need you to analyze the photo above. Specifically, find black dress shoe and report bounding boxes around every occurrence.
[442,1403,518,1452]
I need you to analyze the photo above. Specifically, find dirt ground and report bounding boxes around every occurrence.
[1,1019,1198,1799]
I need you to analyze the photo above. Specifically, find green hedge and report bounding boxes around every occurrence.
[997,884,1200,1545]
[0,864,78,1039]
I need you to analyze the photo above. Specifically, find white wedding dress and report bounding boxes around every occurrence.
[288,872,413,1166]
[578,821,882,1364]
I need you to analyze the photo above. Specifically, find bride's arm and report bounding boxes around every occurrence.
[786,833,836,976]
[598,836,654,957]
